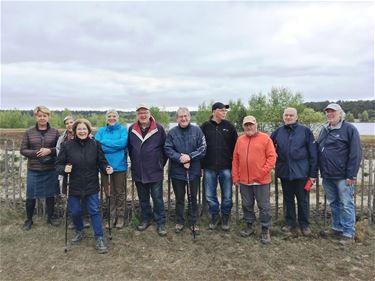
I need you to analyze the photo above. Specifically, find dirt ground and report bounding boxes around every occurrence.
[0,205,374,281]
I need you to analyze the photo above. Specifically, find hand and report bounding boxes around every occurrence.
[179,153,190,164]
[106,166,113,175]
[346,178,356,186]
[183,162,190,169]
[64,164,72,173]
[36,148,51,157]
[309,178,317,184]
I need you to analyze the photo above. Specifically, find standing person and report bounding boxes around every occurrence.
[200,102,238,231]
[95,109,128,229]
[165,107,206,234]
[317,103,362,245]
[56,119,112,254]
[232,116,276,244]
[271,107,318,236]
[56,115,75,155]
[128,104,168,236]
[20,106,60,230]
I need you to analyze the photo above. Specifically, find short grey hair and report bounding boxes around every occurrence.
[176,107,190,118]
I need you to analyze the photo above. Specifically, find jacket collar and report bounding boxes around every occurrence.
[132,116,158,142]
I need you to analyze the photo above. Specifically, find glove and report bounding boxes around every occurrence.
[304,178,314,192]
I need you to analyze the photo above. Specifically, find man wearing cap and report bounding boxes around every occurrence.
[200,102,238,231]
[232,116,276,244]
[128,104,168,236]
[271,107,318,236]
[317,103,362,245]
[95,109,128,229]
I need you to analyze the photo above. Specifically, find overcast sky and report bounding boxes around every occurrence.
[1,0,374,110]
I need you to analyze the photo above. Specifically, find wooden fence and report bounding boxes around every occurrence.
[1,138,374,226]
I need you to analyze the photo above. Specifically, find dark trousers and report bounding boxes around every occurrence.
[26,197,55,221]
[135,180,166,226]
[172,177,199,225]
[281,178,309,228]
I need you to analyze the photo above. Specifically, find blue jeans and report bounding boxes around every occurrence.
[323,179,355,238]
[204,169,233,215]
[135,181,166,226]
[68,193,103,239]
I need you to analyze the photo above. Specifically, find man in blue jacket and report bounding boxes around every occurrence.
[165,107,206,234]
[128,104,168,236]
[271,107,318,236]
[317,103,362,245]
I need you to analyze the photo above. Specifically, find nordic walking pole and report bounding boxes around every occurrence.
[185,167,196,239]
[64,166,71,253]
[107,171,112,240]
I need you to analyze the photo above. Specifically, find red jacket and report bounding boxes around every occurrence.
[232,132,276,185]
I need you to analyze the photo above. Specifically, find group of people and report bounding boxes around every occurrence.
[20,102,362,253]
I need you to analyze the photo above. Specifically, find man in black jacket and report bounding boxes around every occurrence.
[201,102,238,230]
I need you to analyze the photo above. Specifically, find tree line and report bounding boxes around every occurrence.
[1,87,374,131]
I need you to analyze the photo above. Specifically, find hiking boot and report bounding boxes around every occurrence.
[281,225,293,233]
[175,224,184,233]
[47,217,60,227]
[208,214,221,230]
[240,223,255,237]
[71,230,84,244]
[157,224,167,237]
[260,227,271,244]
[339,236,354,246]
[95,237,108,254]
[137,221,151,231]
[221,214,230,231]
[23,219,33,231]
[116,217,125,229]
[301,226,312,237]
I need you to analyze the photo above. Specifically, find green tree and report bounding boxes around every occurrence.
[346,112,355,122]
[248,87,304,133]
[150,106,170,129]
[226,99,247,131]
[195,101,212,126]
[361,110,369,122]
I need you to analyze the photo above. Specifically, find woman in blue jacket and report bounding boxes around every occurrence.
[95,109,128,229]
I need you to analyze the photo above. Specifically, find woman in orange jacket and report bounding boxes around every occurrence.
[232,115,276,244]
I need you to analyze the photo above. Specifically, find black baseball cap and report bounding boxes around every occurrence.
[212,102,229,111]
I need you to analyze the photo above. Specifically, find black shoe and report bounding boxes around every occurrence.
[23,220,33,231]
[208,214,221,230]
[157,224,167,237]
[71,230,84,243]
[95,237,108,254]
[47,217,60,226]
[221,214,230,231]
[240,223,254,237]
[137,221,151,231]
[260,227,271,244]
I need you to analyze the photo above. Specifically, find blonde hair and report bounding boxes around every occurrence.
[33,106,51,116]
[72,118,93,136]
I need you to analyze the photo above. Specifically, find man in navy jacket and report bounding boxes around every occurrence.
[128,104,168,236]
[165,107,206,234]
[317,103,362,245]
[271,107,318,236]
